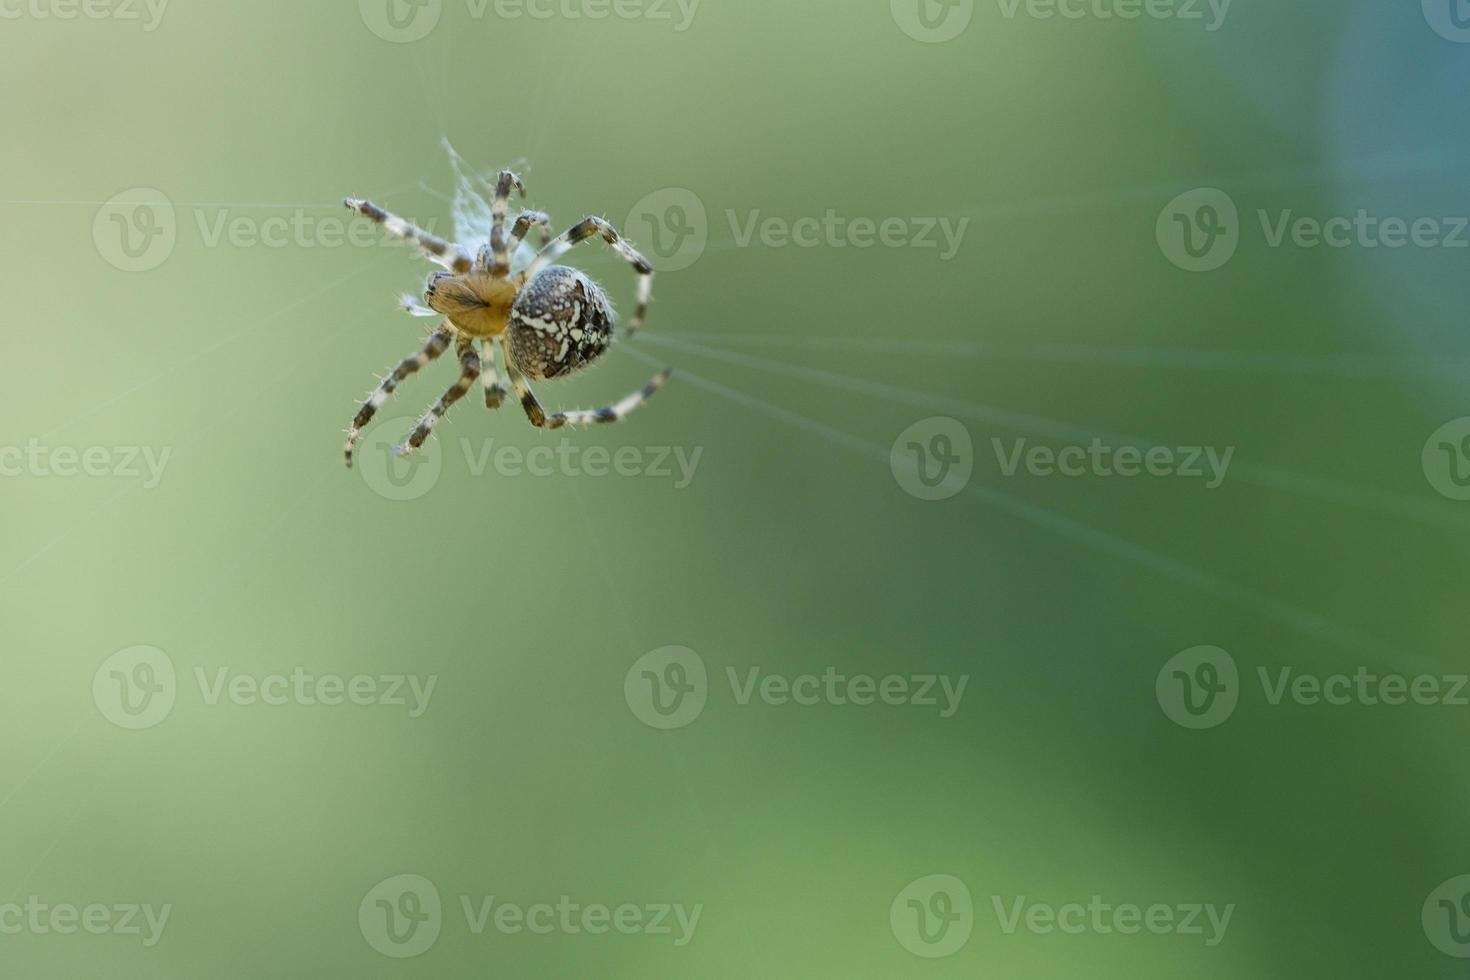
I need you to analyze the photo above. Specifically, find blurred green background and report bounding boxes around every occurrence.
[3,0,1470,976]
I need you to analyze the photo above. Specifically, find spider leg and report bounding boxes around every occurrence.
[345,326,452,468]
[486,170,526,277]
[503,350,671,430]
[509,210,553,250]
[482,338,508,410]
[526,217,654,336]
[395,335,482,455]
[344,198,473,273]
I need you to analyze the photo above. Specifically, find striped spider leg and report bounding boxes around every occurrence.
[524,216,655,335]
[344,325,452,467]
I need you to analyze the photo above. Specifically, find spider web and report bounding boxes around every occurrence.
[441,138,537,274]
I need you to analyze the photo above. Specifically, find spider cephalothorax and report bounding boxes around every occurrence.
[341,158,670,467]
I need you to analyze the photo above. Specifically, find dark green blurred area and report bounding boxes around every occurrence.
[2,1,1469,977]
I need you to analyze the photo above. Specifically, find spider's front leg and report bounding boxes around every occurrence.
[395,335,481,456]
[485,170,526,277]
[510,210,553,250]
[344,198,473,273]
[345,327,452,468]
[526,216,655,335]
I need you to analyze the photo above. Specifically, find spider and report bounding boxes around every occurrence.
[342,154,670,468]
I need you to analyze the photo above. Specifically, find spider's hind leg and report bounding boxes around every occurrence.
[396,336,482,456]
[345,326,452,468]
[503,353,670,431]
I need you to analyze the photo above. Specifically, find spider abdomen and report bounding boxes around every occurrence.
[506,266,615,381]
